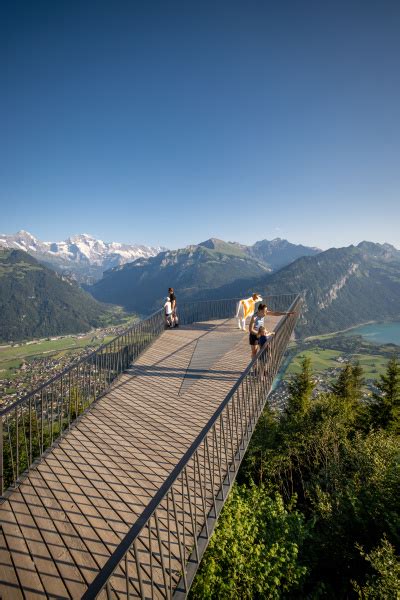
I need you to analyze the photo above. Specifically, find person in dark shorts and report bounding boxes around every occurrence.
[168,287,178,326]
[248,304,266,358]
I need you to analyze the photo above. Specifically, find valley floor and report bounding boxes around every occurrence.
[268,333,400,410]
[0,317,138,409]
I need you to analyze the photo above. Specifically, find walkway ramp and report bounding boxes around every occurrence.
[0,296,302,599]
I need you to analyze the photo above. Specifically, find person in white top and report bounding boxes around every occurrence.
[164,297,174,327]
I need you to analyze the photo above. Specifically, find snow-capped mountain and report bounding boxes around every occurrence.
[0,231,166,282]
[43,233,165,265]
[0,230,44,253]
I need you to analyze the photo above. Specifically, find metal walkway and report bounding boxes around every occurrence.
[0,296,302,599]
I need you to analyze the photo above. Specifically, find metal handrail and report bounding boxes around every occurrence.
[0,308,164,417]
[82,292,303,599]
[0,293,299,418]
[1,294,293,416]
[0,293,300,499]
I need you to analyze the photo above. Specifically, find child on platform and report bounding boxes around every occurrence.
[164,296,174,327]
[256,326,275,377]
[257,326,275,350]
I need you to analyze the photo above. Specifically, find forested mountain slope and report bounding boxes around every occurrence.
[0,248,109,341]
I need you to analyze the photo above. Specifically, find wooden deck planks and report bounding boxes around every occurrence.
[0,316,281,598]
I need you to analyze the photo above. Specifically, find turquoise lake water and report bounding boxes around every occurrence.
[345,321,400,345]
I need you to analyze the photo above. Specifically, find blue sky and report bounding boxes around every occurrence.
[1,1,399,250]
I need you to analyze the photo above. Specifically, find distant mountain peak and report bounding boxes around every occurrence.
[199,238,226,249]
[249,238,321,270]
[357,240,400,260]
[17,229,36,238]
[0,230,167,283]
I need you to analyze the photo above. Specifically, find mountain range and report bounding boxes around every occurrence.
[178,242,400,337]
[88,240,400,338]
[0,248,109,342]
[2,232,399,342]
[88,238,320,313]
[0,230,165,283]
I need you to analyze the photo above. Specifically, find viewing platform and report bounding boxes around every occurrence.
[0,295,302,599]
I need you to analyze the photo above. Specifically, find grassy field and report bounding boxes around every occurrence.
[0,334,115,379]
[349,353,388,379]
[284,346,389,381]
[285,349,342,376]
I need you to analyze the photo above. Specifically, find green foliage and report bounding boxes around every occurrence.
[286,356,313,419]
[192,356,400,598]
[189,484,307,600]
[330,361,364,422]
[2,410,51,489]
[331,361,363,401]
[306,428,400,595]
[368,355,400,431]
[353,537,400,599]
[238,407,280,486]
[2,386,88,491]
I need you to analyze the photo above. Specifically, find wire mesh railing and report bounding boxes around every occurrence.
[0,308,167,496]
[81,292,303,599]
[0,293,299,498]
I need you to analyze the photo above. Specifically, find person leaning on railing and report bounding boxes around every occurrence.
[248,303,294,358]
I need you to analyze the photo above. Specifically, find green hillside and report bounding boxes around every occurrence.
[0,248,110,341]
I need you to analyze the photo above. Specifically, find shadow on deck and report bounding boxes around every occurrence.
[0,295,303,599]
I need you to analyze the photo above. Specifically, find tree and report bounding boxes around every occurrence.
[189,484,307,600]
[285,357,313,419]
[191,356,400,599]
[353,536,400,599]
[331,361,364,422]
[331,361,363,401]
[369,356,400,431]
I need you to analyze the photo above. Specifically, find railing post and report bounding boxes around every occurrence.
[15,406,19,485]
[29,396,32,465]
[0,414,3,497]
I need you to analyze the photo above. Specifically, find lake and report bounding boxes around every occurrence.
[345,321,400,346]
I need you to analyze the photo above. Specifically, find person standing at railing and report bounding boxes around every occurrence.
[248,303,293,358]
[168,287,178,327]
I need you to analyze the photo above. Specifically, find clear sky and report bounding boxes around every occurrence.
[1,1,399,250]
